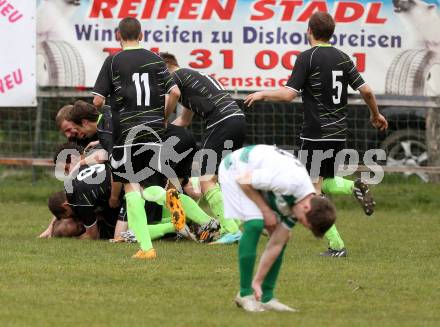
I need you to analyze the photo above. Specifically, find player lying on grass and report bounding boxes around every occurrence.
[160,52,245,244]
[65,100,219,242]
[244,12,388,257]
[219,145,336,312]
[41,142,218,243]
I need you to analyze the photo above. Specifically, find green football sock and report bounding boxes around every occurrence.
[149,223,175,240]
[325,224,345,250]
[142,186,166,205]
[125,191,153,251]
[262,246,286,303]
[239,219,264,297]
[204,184,239,234]
[179,194,211,225]
[322,177,354,195]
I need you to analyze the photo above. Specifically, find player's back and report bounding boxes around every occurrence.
[110,49,173,144]
[173,68,243,128]
[289,46,365,140]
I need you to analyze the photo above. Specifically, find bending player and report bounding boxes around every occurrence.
[219,145,336,312]
[244,12,388,257]
[160,52,245,244]
[92,17,182,259]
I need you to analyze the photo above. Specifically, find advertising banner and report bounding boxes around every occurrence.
[0,1,36,107]
[36,0,440,95]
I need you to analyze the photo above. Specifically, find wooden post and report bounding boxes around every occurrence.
[426,98,440,183]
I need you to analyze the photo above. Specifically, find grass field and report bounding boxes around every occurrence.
[0,173,439,327]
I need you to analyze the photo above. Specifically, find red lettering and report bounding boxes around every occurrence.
[158,0,179,19]
[255,76,262,87]
[0,80,3,93]
[118,0,141,18]
[1,4,12,16]
[280,0,303,21]
[353,53,366,72]
[255,50,278,70]
[4,75,13,90]
[281,51,300,70]
[202,0,236,20]
[334,2,364,23]
[13,69,22,85]
[279,76,290,87]
[366,3,387,24]
[297,1,328,22]
[218,77,229,87]
[179,0,201,19]
[189,49,212,69]
[9,10,23,23]
[141,0,155,19]
[250,0,275,21]
[220,50,234,69]
[103,48,122,55]
[90,0,117,18]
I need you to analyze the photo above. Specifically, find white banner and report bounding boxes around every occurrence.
[0,0,36,107]
[36,0,440,95]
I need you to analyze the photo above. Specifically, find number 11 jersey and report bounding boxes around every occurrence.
[286,45,365,141]
[93,48,177,147]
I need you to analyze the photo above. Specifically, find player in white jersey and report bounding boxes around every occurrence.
[219,145,336,312]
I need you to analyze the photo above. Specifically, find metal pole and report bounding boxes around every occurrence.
[32,95,43,185]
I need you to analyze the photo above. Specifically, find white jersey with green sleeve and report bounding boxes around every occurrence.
[219,145,315,228]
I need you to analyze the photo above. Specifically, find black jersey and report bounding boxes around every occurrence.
[286,45,365,141]
[96,105,113,154]
[92,48,177,147]
[172,68,244,129]
[65,164,112,228]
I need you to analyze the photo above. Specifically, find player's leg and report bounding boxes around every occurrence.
[301,140,347,257]
[252,222,296,312]
[125,182,156,259]
[201,117,246,239]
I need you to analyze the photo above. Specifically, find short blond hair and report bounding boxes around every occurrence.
[56,105,73,129]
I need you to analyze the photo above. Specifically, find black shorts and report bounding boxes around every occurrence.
[118,199,163,224]
[299,140,346,179]
[163,124,198,179]
[110,144,165,186]
[198,115,246,176]
[97,206,120,239]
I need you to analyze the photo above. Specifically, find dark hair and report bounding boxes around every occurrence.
[53,142,83,165]
[305,196,336,238]
[56,105,73,128]
[48,191,68,219]
[159,52,179,67]
[118,17,141,41]
[67,100,99,125]
[308,12,335,42]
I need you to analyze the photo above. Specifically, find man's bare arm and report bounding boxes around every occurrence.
[252,224,291,301]
[172,107,194,127]
[165,86,181,122]
[93,95,105,110]
[78,223,99,240]
[244,88,298,107]
[38,216,57,238]
[358,84,388,131]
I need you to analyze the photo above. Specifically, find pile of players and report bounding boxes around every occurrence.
[39,12,388,312]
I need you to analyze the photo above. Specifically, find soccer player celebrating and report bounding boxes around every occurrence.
[219,145,336,312]
[160,52,245,244]
[91,17,181,259]
[244,12,388,257]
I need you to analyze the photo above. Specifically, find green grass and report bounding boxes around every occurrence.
[0,175,439,327]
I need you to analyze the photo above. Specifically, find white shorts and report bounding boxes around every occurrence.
[218,160,263,222]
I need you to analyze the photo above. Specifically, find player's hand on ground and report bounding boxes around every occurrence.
[38,228,52,239]
[109,196,121,209]
[370,114,388,131]
[252,280,263,302]
[244,92,264,107]
[262,208,277,234]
